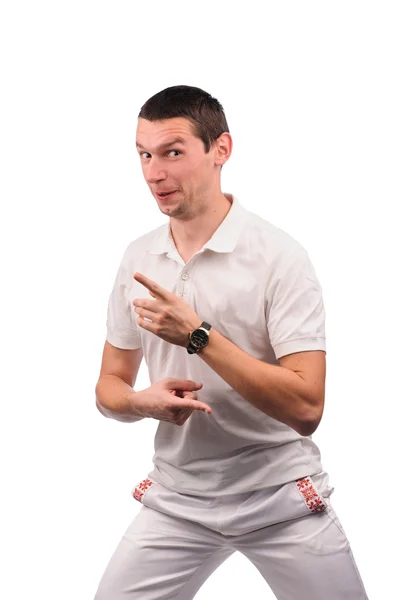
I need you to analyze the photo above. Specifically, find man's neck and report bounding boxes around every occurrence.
[170,193,232,257]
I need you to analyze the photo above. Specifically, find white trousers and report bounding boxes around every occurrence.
[94,471,369,599]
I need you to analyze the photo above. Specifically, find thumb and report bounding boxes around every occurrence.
[166,379,203,391]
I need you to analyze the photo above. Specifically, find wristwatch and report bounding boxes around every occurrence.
[187,321,211,354]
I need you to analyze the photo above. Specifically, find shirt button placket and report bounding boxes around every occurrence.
[180,271,189,297]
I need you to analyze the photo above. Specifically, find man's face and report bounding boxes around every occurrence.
[135,117,222,219]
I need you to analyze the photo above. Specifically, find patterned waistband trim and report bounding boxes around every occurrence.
[132,477,155,503]
[295,476,327,513]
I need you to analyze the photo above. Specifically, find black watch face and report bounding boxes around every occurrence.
[191,330,208,348]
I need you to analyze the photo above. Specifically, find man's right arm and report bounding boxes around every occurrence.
[95,342,144,423]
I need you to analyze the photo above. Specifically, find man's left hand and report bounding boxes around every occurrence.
[133,272,202,348]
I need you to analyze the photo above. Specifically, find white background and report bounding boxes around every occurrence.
[1,1,392,598]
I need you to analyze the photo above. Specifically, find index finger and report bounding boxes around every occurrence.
[133,272,167,299]
[187,400,212,414]
[169,396,211,414]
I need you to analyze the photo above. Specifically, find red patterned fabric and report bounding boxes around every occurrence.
[295,476,326,513]
[133,478,154,503]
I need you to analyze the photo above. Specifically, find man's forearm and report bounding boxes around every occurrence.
[95,375,144,423]
[198,328,319,436]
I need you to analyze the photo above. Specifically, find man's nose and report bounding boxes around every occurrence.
[145,160,167,184]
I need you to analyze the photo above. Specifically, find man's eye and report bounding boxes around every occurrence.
[140,150,181,159]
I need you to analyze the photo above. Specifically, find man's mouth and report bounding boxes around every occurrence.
[157,191,177,198]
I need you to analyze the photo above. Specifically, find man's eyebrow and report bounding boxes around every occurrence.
[136,137,187,150]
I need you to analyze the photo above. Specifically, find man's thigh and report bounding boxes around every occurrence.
[233,501,369,599]
[94,505,235,600]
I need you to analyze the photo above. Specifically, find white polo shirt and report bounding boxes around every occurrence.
[106,193,326,497]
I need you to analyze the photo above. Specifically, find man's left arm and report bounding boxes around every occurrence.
[197,329,325,437]
[197,245,326,436]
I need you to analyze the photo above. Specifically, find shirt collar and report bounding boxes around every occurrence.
[147,193,248,256]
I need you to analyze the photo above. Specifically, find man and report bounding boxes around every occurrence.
[94,85,368,599]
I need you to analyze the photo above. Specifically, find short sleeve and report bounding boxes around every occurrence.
[105,252,142,350]
[265,246,326,359]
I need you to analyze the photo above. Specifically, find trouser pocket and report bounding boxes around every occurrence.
[132,476,218,530]
[220,475,329,536]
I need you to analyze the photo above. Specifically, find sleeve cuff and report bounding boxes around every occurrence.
[274,337,326,359]
[106,330,142,350]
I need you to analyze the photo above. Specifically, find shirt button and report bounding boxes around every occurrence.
[181,272,189,280]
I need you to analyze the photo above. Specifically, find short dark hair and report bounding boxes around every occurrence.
[138,85,230,154]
